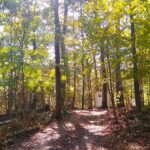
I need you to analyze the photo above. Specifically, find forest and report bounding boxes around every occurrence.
[0,0,150,149]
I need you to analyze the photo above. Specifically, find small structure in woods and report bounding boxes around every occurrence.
[95,91,112,108]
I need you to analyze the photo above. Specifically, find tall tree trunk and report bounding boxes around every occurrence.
[93,53,99,91]
[106,51,118,123]
[61,0,69,77]
[115,19,124,108]
[115,50,124,108]
[72,55,76,109]
[87,63,92,109]
[115,52,122,93]
[21,46,25,116]
[19,28,26,118]
[60,0,70,108]
[93,0,99,92]
[72,3,76,109]
[82,60,85,110]
[54,0,62,119]
[8,24,13,115]
[130,14,141,111]
[31,39,37,111]
[102,83,107,108]
[101,48,108,108]
[41,86,45,109]
[8,48,13,115]
[80,0,85,110]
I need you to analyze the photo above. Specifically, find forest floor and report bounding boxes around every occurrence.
[3,109,150,150]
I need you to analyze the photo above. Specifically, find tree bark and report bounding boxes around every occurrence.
[72,55,76,109]
[72,3,76,109]
[80,0,85,110]
[8,48,13,115]
[101,48,108,108]
[60,0,70,109]
[8,24,14,115]
[93,53,99,91]
[19,28,26,118]
[54,0,62,119]
[106,52,118,123]
[87,64,92,109]
[31,39,37,111]
[82,60,85,110]
[115,19,124,108]
[115,50,124,108]
[130,14,141,111]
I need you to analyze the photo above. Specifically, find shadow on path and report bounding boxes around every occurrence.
[8,110,119,150]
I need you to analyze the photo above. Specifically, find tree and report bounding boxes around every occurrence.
[54,0,62,119]
[130,14,141,111]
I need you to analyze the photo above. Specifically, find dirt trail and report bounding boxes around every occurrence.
[6,110,132,150]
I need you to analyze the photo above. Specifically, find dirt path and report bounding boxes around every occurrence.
[6,110,139,150]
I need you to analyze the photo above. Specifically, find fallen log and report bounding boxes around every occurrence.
[0,119,14,126]
[0,126,40,147]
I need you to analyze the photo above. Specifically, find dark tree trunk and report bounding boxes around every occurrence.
[115,52,124,108]
[20,29,26,118]
[72,4,76,109]
[102,83,107,108]
[40,86,45,109]
[8,25,14,115]
[60,0,70,108]
[31,92,37,110]
[115,19,124,108]
[80,1,85,110]
[93,54,99,91]
[130,14,141,111]
[115,59,122,93]
[8,48,13,115]
[21,47,25,117]
[54,0,62,119]
[106,49,118,123]
[101,48,108,108]
[87,67,92,109]
[82,60,85,110]
[72,56,76,109]
[31,39,37,111]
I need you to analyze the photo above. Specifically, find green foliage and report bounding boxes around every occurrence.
[0,0,150,113]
